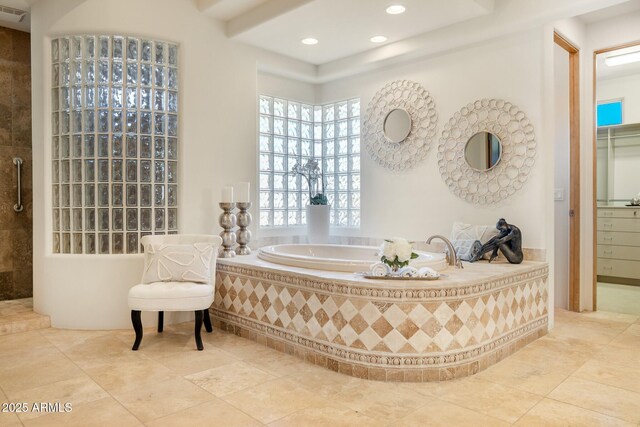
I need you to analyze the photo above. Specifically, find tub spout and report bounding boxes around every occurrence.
[425,235,463,269]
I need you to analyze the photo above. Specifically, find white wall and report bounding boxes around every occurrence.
[317,31,548,249]
[598,73,640,124]
[31,0,309,329]
[553,44,570,310]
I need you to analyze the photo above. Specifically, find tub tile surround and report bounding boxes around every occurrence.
[212,256,548,382]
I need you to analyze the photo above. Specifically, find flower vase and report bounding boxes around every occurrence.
[306,204,330,244]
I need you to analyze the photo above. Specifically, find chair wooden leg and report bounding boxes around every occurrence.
[203,309,212,333]
[131,310,143,351]
[157,311,164,333]
[194,310,204,351]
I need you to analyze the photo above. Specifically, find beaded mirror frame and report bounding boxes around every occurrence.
[363,80,437,171]
[437,99,536,205]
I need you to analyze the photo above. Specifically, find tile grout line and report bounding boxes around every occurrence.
[33,328,149,426]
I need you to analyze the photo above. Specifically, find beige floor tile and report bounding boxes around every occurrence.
[392,398,510,427]
[21,397,142,427]
[38,328,111,352]
[9,376,109,421]
[147,398,263,427]
[285,363,365,398]
[593,345,640,369]
[186,361,278,397]
[268,401,386,427]
[508,334,603,369]
[243,347,311,377]
[609,331,640,350]
[112,376,215,423]
[0,353,85,395]
[211,335,276,360]
[0,331,58,358]
[436,377,543,423]
[150,347,238,376]
[474,355,572,396]
[222,378,333,424]
[580,310,639,324]
[548,377,640,423]
[58,334,144,369]
[548,321,622,345]
[515,398,635,426]
[331,379,429,423]
[84,356,178,394]
[0,389,22,427]
[573,359,640,394]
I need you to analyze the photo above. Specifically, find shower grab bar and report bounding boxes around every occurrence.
[13,157,23,213]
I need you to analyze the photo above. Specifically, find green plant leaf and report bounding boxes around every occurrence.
[410,252,419,259]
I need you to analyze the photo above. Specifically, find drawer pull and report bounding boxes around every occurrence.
[604,237,613,241]
[603,223,613,228]
[603,266,613,270]
[604,250,613,255]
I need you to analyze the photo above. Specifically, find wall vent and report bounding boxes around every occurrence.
[0,5,27,23]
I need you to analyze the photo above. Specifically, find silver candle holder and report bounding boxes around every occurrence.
[219,202,236,258]
[236,202,252,255]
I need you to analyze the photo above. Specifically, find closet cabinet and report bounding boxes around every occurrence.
[597,207,640,283]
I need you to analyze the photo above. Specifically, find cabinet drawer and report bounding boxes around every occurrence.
[598,231,640,246]
[598,258,640,279]
[598,245,640,261]
[598,209,640,218]
[597,218,640,232]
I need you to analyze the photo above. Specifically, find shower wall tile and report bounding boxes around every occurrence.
[0,26,31,301]
[0,230,12,272]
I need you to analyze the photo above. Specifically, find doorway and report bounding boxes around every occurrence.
[554,32,581,312]
[0,26,32,303]
[593,42,640,315]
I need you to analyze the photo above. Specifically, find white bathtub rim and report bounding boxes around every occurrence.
[257,244,448,273]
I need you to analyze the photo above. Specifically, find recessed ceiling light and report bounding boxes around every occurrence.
[370,35,388,43]
[386,4,406,14]
[605,51,640,66]
[301,38,318,45]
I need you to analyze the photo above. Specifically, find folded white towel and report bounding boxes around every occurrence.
[398,266,419,278]
[369,262,390,277]
[418,267,439,278]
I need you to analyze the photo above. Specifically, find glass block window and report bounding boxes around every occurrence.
[259,96,360,228]
[51,35,179,254]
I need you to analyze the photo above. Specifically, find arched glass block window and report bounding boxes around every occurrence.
[51,35,179,254]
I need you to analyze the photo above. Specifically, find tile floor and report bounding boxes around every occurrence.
[598,282,640,316]
[0,309,638,426]
[0,299,50,336]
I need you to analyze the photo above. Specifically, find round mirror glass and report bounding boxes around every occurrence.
[464,132,502,171]
[383,109,412,143]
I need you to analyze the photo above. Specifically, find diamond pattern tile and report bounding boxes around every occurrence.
[214,267,548,356]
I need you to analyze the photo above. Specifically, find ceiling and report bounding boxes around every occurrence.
[200,0,496,65]
[578,0,640,23]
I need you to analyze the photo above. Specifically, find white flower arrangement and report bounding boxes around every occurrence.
[379,237,419,272]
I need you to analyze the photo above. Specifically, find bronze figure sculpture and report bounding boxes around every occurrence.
[473,218,523,264]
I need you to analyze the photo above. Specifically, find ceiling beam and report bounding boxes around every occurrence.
[470,0,496,12]
[194,0,223,14]
[226,0,313,37]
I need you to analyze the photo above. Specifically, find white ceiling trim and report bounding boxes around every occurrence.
[226,0,313,37]
[254,0,632,84]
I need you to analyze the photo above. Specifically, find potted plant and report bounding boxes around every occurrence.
[291,158,330,244]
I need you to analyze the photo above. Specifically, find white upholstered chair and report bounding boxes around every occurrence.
[128,234,222,351]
